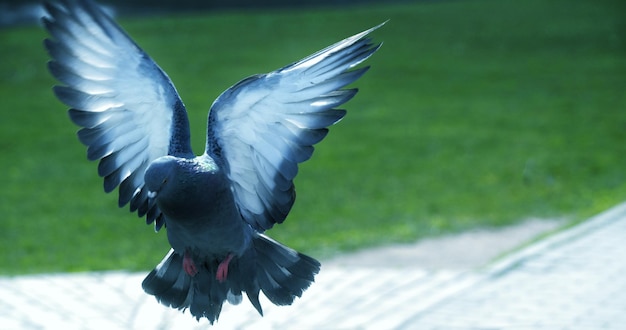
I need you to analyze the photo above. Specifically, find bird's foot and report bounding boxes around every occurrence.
[216,254,234,283]
[183,251,198,277]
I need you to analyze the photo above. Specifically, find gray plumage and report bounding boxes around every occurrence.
[43,0,382,323]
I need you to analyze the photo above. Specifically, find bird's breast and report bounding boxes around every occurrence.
[156,171,231,219]
[162,184,248,256]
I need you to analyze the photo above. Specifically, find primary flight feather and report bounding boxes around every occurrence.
[43,0,382,323]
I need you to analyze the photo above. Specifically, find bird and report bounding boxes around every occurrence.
[43,0,382,323]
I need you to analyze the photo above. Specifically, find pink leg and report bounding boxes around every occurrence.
[216,254,234,283]
[183,251,198,277]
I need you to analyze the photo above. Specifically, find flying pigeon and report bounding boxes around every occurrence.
[43,0,382,323]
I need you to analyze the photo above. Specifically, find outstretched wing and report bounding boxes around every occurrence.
[43,0,193,230]
[207,23,383,231]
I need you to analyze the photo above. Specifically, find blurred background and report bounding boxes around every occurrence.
[0,0,624,275]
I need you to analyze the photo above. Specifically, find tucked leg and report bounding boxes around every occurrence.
[216,254,234,283]
[183,251,198,277]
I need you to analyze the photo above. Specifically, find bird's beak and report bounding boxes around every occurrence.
[147,190,157,210]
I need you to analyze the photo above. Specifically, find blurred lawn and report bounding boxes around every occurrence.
[1,0,625,275]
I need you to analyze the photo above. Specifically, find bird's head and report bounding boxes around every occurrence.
[144,155,178,200]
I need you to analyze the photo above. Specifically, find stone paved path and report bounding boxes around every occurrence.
[1,202,625,329]
[408,203,626,330]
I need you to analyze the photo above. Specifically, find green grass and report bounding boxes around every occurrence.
[1,0,625,275]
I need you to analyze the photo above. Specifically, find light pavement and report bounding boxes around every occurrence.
[2,202,626,329]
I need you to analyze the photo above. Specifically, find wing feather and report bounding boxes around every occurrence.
[44,0,192,228]
[206,23,383,231]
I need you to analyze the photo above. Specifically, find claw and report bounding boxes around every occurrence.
[216,254,234,283]
[183,251,198,277]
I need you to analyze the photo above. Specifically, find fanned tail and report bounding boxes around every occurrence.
[141,235,320,323]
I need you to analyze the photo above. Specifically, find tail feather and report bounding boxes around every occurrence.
[244,287,263,316]
[253,234,321,306]
[254,235,319,281]
[188,275,226,323]
[142,249,192,308]
[232,246,264,315]
[141,234,320,323]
